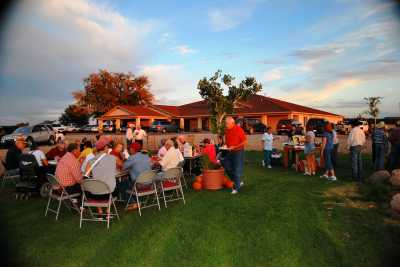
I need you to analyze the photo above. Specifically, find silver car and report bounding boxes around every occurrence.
[0,125,56,146]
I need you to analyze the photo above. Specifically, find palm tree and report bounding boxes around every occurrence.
[364,97,382,126]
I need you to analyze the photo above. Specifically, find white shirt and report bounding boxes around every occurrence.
[126,128,134,140]
[347,126,366,148]
[81,153,95,173]
[31,150,46,167]
[159,147,184,171]
[134,129,147,140]
[332,130,339,145]
[157,146,167,158]
[262,133,273,151]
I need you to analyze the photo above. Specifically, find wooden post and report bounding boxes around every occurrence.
[180,118,184,130]
[261,115,268,126]
[136,117,141,128]
[98,119,104,130]
[197,117,202,130]
[115,119,121,130]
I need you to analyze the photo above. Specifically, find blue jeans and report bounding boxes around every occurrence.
[222,150,244,191]
[350,146,363,181]
[263,150,272,166]
[324,148,334,171]
[389,143,400,170]
[374,143,385,171]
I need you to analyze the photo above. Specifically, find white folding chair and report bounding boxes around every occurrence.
[126,170,160,216]
[160,167,185,208]
[80,179,120,229]
[44,174,81,221]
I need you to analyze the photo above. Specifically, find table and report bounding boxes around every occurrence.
[283,144,322,172]
[184,154,201,178]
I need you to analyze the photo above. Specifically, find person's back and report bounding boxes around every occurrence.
[323,131,334,150]
[5,145,21,170]
[91,153,116,192]
[373,128,386,144]
[123,152,151,181]
[203,144,217,164]
[348,126,366,147]
[389,126,400,145]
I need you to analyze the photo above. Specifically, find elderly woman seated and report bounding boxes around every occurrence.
[158,139,184,171]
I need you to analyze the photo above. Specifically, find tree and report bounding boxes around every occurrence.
[364,96,382,125]
[80,70,154,114]
[197,70,262,134]
[59,104,90,126]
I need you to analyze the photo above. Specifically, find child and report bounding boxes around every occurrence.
[262,127,274,168]
[304,125,316,175]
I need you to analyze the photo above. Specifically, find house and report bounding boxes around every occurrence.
[98,94,343,132]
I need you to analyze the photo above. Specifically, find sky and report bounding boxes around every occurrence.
[0,0,400,125]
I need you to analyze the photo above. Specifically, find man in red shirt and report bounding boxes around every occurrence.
[224,116,247,194]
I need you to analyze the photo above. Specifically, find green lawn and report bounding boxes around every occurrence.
[1,152,399,267]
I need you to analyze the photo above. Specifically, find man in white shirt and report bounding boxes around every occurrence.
[347,121,366,181]
[125,124,134,146]
[159,139,184,171]
[134,125,147,146]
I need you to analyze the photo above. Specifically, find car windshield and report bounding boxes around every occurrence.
[14,127,30,134]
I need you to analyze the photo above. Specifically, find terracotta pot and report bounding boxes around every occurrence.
[202,168,225,190]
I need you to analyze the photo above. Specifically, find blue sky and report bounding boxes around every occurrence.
[0,0,399,124]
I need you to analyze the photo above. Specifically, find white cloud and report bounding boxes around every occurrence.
[262,68,283,82]
[174,45,197,55]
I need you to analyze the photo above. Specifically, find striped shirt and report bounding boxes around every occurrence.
[55,152,82,187]
[372,128,386,144]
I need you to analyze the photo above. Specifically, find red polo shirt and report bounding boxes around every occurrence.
[225,125,246,151]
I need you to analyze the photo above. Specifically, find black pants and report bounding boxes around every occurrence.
[65,183,82,195]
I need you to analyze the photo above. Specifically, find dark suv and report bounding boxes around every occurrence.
[277,119,303,135]
[149,121,179,133]
[236,118,266,134]
[306,118,328,136]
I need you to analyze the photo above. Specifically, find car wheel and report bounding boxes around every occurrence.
[48,136,55,145]
[26,137,33,147]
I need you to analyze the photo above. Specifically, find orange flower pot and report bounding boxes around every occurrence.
[202,168,225,190]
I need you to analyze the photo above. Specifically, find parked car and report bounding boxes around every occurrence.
[51,123,66,133]
[0,126,19,148]
[149,121,179,133]
[65,124,80,132]
[306,118,328,136]
[236,118,266,134]
[336,120,352,134]
[81,125,98,132]
[277,119,303,135]
[102,125,113,132]
[1,125,56,147]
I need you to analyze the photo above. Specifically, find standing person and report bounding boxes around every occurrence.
[126,124,135,147]
[320,123,337,181]
[388,121,400,170]
[261,127,273,168]
[133,125,146,146]
[304,125,316,176]
[223,116,247,194]
[372,121,388,171]
[332,123,339,168]
[347,121,366,182]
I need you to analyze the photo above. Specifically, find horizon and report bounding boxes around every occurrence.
[1,0,400,125]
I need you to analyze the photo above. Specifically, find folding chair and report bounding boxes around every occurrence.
[44,174,80,220]
[177,161,188,188]
[126,170,160,216]
[160,167,185,208]
[80,179,120,229]
[1,168,19,190]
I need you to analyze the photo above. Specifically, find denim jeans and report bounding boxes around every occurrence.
[263,150,272,166]
[389,143,400,170]
[332,143,339,168]
[324,148,334,171]
[374,143,385,171]
[222,150,244,191]
[350,145,363,181]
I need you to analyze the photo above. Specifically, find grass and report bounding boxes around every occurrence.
[1,152,400,267]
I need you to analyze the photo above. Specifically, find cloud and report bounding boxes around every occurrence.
[261,68,283,82]
[174,45,197,55]
[290,46,343,61]
[257,58,284,65]
[208,0,263,31]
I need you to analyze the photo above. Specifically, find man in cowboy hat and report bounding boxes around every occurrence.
[372,121,388,171]
[4,135,27,173]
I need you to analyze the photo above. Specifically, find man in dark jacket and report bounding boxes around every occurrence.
[5,135,26,171]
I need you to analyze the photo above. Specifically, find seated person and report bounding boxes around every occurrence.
[79,141,93,162]
[159,139,184,171]
[30,143,48,168]
[46,141,66,161]
[4,135,26,172]
[85,136,117,214]
[157,138,167,158]
[55,143,82,194]
[123,142,151,182]
[110,142,124,170]
[202,138,217,164]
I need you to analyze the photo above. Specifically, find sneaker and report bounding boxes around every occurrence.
[327,176,337,181]
[320,174,328,179]
[304,172,311,176]
[262,160,265,167]
[240,181,244,187]
[231,189,238,195]
[267,165,272,169]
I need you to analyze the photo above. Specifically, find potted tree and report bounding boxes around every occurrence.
[201,155,225,190]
